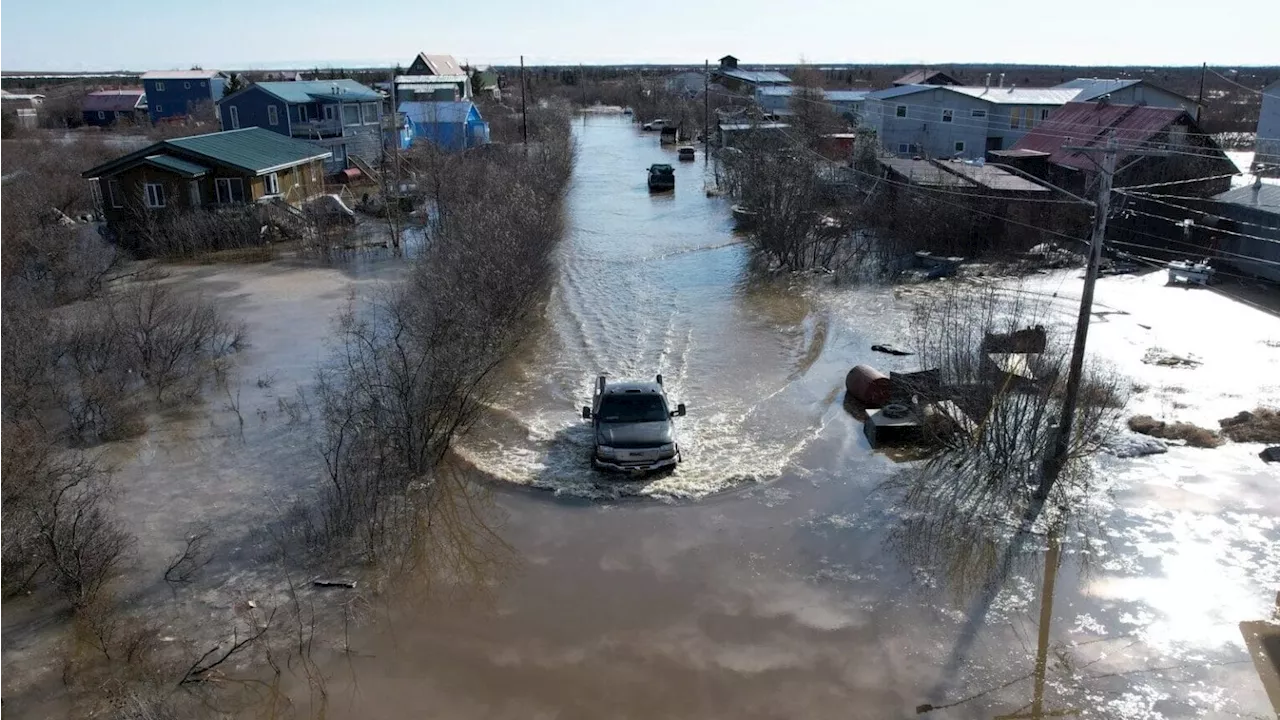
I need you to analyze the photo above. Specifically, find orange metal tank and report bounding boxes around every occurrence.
[845,365,891,408]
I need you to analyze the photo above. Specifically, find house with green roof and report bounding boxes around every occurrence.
[216,79,384,173]
[82,127,331,225]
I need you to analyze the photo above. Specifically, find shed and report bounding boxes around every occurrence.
[398,101,490,151]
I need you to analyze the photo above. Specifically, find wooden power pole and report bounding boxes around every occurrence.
[1196,63,1207,124]
[520,55,528,145]
[704,59,710,166]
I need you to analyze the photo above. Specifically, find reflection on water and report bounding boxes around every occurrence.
[269,115,1278,720]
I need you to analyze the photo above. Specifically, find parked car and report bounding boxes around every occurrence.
[677,147,696,161]
[647,163,675,191]
[582,375,686,475]
[642,119,670,131]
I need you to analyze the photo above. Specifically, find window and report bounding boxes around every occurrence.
[229,106,240,129]
[189,181,201,206]
[267,105,278,126]
[895,104,908,118]
[1040,108,1051,121]
[200,81,207,87]
[184,81,190,89]
[263,172,279,195]
[954,141,966,154]
[155,104,163,113]
[1023,107,1035,128]
[144,183,166,208]
[362,102,378,124]
[1010,109,1021,129]
[897,143,909,154]
[323,105,336,121]
[108,179,123,208]
[971,109,987,118]
[342,104,360,125]
[298,105,309,122]
[215,177,245,204]
[97,111,105,119]
[155,81,165,91]
[942,109,954,123]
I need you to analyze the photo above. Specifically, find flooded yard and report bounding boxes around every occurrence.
[3,115,1277,719]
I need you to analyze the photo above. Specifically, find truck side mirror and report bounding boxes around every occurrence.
[582,406,592,420]
[674,403,686,417]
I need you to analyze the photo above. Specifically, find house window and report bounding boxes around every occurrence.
[971,109,987,118]
[954,141,966,153]
[362,102,378,124]
[1040,108,1051,121]
[268,105,279,126]
[298,105,309,122]
[1010,109,1021,129]
[343,104,360,126]
[108,179,123,208]
[155,81,165,91]
[200,81,207,87]
[156,104,163,113]
[895,105,908,118]
[942,109,953,123]
[229,106,240,129]
[324,105,336,121]
[97,111,105,120]
[144,183,166,209]
[897,143,910,154]
[184,82,191,89]
[264,172,280,195]
[215,177,245,203]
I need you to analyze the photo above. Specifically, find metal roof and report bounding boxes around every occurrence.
[141,70,223,79]
[412,53,464,76]
[143,154,209,177]
[719,121,790,131]
[1010,102,1190,171]
[865,84,939,101]
[251,80,381,104]
[716,68,791,84]
[880,157,976,188]
[395,74,469,85]
[165,128,330,173]
[83,89,146,112]
[945,86,1083,105]
[1054,78,1141,98]
[84,127,330,178]
[893,69,960,86]
[1212,182,1280,211]
[933,159,1052,192]
[399,101,479,124]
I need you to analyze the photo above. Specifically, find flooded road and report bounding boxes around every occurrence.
[290,115,1279,719]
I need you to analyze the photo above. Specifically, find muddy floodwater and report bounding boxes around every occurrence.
[283,116,1279,718]
[4,115,1276,720]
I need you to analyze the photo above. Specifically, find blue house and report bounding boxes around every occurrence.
[217,80,384,174]
[141,70,227,124]
[398,101,489,151]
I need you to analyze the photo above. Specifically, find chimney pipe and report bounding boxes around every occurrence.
[985,73,991,89]
[998,72,1005,88]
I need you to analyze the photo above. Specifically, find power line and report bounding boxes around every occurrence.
[1113,173,1243,191]
[1114,190,1280,232]
[1115,205,1280,248]
[1205,69,1280,99]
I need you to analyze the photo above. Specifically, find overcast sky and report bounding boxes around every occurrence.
[3,0,1278,71]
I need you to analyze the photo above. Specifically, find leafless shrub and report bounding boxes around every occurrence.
[34,454,133,609]
[112,281,242,402]
[164,528,213,586]
[907,284,1126,505]
[1128,415,1224,448]
[256,372,277,389]
[120,205,276,260]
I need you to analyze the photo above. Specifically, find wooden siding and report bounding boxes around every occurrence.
[96,156,327,224]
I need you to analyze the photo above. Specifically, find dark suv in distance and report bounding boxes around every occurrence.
[582,375,686,474]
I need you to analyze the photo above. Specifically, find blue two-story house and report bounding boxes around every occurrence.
[141,70,227,124]
[216,80,384,174]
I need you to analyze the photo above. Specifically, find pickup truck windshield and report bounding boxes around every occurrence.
[598,395,668,423]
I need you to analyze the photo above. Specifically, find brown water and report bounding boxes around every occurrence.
[285,116,1279,719]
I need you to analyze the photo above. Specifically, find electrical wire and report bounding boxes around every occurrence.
[1117,206,1280,248]
[1112,173,1245,191]
[1114,190,1280,232]
[1206,69,1280,99]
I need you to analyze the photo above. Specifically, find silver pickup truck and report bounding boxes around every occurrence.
[582,375,686,474]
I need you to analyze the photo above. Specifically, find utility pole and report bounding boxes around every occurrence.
[1038,135,1119,499]
[520,55,528,145]
[704,59,710,167]
[580,64,587,107]
[1196,63,1207,124]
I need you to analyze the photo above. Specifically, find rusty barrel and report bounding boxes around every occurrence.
[845,364,891,408]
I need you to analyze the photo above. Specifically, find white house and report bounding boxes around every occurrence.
[1256,79,1280,175]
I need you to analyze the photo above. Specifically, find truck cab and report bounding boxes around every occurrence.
[582,375,686,474]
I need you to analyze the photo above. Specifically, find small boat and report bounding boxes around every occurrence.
[731,204,758,228]
[647,164,675,192]
[677,147,696,162]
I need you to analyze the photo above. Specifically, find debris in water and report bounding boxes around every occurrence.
[314,579,358,589]
[871,344,913,356]
[1141,348,1201,368]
